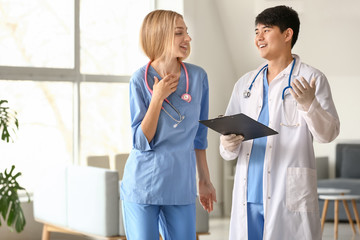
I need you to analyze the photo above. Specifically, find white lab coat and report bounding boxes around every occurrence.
[220,55,340,240]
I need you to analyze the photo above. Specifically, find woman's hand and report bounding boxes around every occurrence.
[141,74,179,143]
[152,74,179,101]
[198,180,217,213]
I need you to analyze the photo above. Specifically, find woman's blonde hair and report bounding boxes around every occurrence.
[140,10,190,62]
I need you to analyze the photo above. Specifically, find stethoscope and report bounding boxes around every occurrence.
[243,58,300,127]
[144,61,191,128]
[243,58,296,100]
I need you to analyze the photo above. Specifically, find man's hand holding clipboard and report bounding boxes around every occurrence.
[199,113,278,141]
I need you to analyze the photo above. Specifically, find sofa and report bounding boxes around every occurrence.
[317,143,360,220]
[33,166,209,240]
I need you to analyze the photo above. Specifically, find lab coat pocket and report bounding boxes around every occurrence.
[286,167,318,213]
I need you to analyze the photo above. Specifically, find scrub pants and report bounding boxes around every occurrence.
[122,201,196,240]
[247,202,264,240]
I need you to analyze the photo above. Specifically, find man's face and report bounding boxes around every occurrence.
[254,23,289,60]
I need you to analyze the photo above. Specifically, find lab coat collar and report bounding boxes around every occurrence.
[291,54,301,76]
[277,54,301,79]
[256,54,301,77]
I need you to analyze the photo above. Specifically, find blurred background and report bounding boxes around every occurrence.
[0,0,359,239]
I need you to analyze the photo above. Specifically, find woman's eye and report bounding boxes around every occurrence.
[175,32,183,35]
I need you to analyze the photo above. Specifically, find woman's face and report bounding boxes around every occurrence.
[172,17,191,59]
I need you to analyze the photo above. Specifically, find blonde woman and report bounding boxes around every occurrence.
[120,10,216,240]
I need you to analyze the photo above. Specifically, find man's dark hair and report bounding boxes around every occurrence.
[255,5,300,48]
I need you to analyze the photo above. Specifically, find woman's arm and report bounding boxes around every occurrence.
[196,149,217,213]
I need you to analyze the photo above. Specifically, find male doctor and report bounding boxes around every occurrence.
[220,5,339,240]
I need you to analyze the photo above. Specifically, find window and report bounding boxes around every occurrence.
[0,1,74,68]
[80,0,149,75]
[80,82,131,166]
[0,0,153,192]
[0,81,73,189]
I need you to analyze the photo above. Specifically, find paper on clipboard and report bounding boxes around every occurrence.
[199,113,278,141]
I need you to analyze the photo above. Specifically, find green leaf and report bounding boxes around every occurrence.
[0,195,9,219]
[15,206,26,232]
[7,203,16,226]
[0,165,28,233]
[0,100,18,143]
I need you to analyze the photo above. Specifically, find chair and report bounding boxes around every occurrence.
[316,156,329,180]
[34,165,209,240]
[318,143,360,220]
[114,153,129,180]
[86,155,110,169]
[34,166,125,240]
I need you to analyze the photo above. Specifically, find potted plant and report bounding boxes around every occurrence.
[0,100,29,233]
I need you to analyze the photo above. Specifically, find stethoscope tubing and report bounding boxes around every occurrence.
[245,58,296,100]
[144,61,190,106]
[144,61,190,126]
[282,58,296,100]
[248,64,268,92]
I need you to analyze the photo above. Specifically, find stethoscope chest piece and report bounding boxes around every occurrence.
[144,61,190,128]
[173,115,185,128]
[243,90,251,98]
[181,93,192,103]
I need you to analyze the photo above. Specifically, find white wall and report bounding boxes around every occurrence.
[184,0,237,217]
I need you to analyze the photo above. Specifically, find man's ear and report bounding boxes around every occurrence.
[284,28,294,43]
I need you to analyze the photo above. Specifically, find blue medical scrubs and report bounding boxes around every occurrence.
[247,68,269,240]
[120,62,209,240]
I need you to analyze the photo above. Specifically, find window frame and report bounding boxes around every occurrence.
[0,0,135,165]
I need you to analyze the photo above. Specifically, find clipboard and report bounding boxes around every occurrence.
[199,113,278,141]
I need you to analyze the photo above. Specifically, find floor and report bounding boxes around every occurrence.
[199,218,360,240]
[39,218,360,240]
